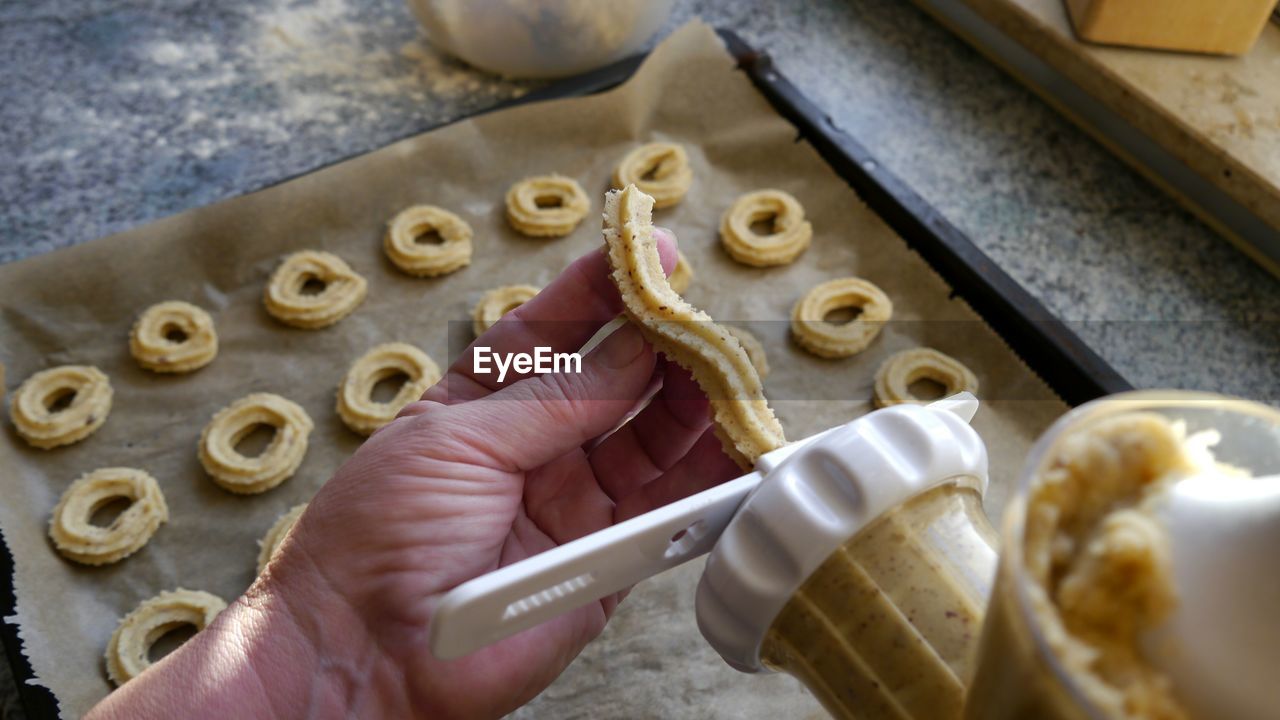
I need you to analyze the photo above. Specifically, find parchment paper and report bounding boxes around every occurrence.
[0,22,1067,718]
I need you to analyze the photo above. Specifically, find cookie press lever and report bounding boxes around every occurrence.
[427,392,987,660]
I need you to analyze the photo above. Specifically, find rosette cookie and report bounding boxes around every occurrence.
[505,175,590,237]
[603,185,786,468]
[384,205,473,277]
[10,365,113,449]
[106,589,226,686]
[472,284,540,336]
[129,301,218,373]
[612,142,693,208]
[790,278,893,358]
[198,393,313,494]
[337,342,441,435]
[264,250,367,329]
[49,468,168,565]
[256,503,307,575]
[669,250,694,294]
[873,348,978,408]
[719,189,813,267]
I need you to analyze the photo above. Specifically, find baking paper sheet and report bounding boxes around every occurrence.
[0,21,1067,718]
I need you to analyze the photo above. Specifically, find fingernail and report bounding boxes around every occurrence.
[654,226,678,246]
[597,323,647,369]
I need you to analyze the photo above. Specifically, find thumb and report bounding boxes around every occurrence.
[445,322,655,472]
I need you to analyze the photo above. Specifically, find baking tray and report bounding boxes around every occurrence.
[0,28,1132,719]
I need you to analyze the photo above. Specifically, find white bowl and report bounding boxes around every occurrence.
[406,0,674,79]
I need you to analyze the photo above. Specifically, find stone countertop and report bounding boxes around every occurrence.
[0,0,1277,716]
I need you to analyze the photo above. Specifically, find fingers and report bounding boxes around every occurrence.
[587,362,712,503]
[612,427,741,524]
[426,229,678,405]
[440,323,659,473]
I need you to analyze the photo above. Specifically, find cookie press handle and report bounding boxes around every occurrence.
[427,472,762,660]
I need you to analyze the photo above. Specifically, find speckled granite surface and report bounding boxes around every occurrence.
[1,0,1277,716]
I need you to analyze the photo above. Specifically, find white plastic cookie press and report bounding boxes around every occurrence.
[428,392,988,660]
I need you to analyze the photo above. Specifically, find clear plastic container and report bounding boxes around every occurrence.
[965,391,1280,719]
[759,477,998,720]
[404,0,674,78]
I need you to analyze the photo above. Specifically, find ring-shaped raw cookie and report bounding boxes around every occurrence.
[49,467,169,566]
[505,175,590,238]
[10,365,113,449]
[719,189,814,267]
[612,142,693,209]
[198,393,314,494]
[472,284,540,336]
[337,342,442,435]
[723,326,770,379]
[105,589,226,686]
[790,277,893,358]
[669,251,694,294]
[873,348,978,408]
[256,503,307,575]
[129,301,218,373]
[384,205,473,277]
[263,250,368,329]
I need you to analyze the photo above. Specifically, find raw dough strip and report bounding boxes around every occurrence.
[129,301,218,373]
[790,277,893,358]
[719,189,813,267]
[264,250,368,329]
[873,348,978,407]
[612,142,693,208]
[472,285,540,336]
[724,325,769,380]
[337,342,441,435]
[603,185,786,468]
[384,205,473,277]
[256,503,307,575]
[106,589,226,686]
[198,392,314,494]
[10,365,113,449]
[49,467,168,566]
[505,175,590,237]
[669,251,694,294]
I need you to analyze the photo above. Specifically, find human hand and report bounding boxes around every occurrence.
[88,230,740,720]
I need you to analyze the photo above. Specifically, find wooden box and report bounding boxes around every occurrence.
[1065,0,1277,55]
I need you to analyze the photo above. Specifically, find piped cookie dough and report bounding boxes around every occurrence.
[719,189,813,267]
[790,277,892,358]
[384,205,473,277]
[472,284,540,336]
[873,348,977,407]
[612,142,693,208]
[724,325,769,380]
[10,365,113,449]
[129,301,218,373]
[49,468,168,566]
[505,175,590,237]
[603,184,786,468]
[337,342,441,435]
[1023,413,1205,720]
[264,250,368,329]
[106,589,226,686]
[198,392,313,494]
[256,503,307,575]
